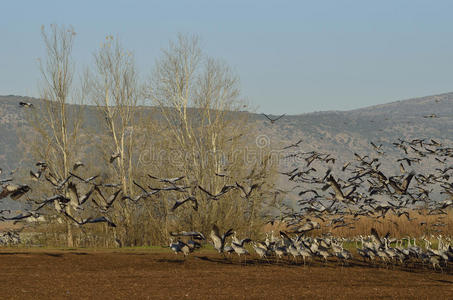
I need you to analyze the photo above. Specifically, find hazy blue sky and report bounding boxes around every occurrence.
[1,0,453,114]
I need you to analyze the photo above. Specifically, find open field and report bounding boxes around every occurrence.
[0,248,453,299]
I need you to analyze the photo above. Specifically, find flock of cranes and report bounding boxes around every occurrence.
[0,152,261,232]
[168,225,453,271]
[0,101,452,272]
[0,164,204,226]
[0,231,20,246]
[277,138,453,231]
[165,136,453,271]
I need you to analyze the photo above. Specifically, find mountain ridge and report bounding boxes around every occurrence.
[1,92,452,208]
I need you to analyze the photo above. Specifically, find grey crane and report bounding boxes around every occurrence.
[231,233,251,265]
[45,173,72,190]
[64,212,116,227]
[252,242,269,263]
[72,161,84,170]
[66,182,94,210]
[148,174,185,185]
[33,194,70,213]
[282,139,303,150]
[92,186,122,212]
[169,238,191,257]
[0,211,38,222]
[171,196,198,211]
[262,113,286,124]
[0,184,31,200]
[19,101,33,108]
[210,225,234,255]
[121,180,160,203]
[109,153,120,163]
[297,244,313,266]
[69,172,99,184]
[235,182,259,199]
[170,231,206,241]
[198,184,236,200]
[324,175,356,202]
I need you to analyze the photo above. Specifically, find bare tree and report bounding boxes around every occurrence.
[28,24,85,247]
[145,34,278,238]
[86,35,142,246]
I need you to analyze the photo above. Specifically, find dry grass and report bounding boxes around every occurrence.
[264,208,453,240]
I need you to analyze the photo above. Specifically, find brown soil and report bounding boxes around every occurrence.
[0,248,452,299]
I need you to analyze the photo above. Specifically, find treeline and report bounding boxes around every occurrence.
[18,25,279,247]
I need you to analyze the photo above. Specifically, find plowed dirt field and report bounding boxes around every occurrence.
[0,249,452,299]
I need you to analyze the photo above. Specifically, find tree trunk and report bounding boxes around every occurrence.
[67,222,74,247]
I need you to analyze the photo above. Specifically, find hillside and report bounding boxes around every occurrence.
[1,93,452,208]
[249,92,452,166]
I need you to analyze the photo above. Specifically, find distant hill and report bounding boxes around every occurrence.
[1,93,452,208]
[251,92,452,164]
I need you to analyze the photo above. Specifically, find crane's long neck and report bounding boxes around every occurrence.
[423,238,430,250]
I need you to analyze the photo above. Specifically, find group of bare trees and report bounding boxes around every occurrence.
[20,25,279,247]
